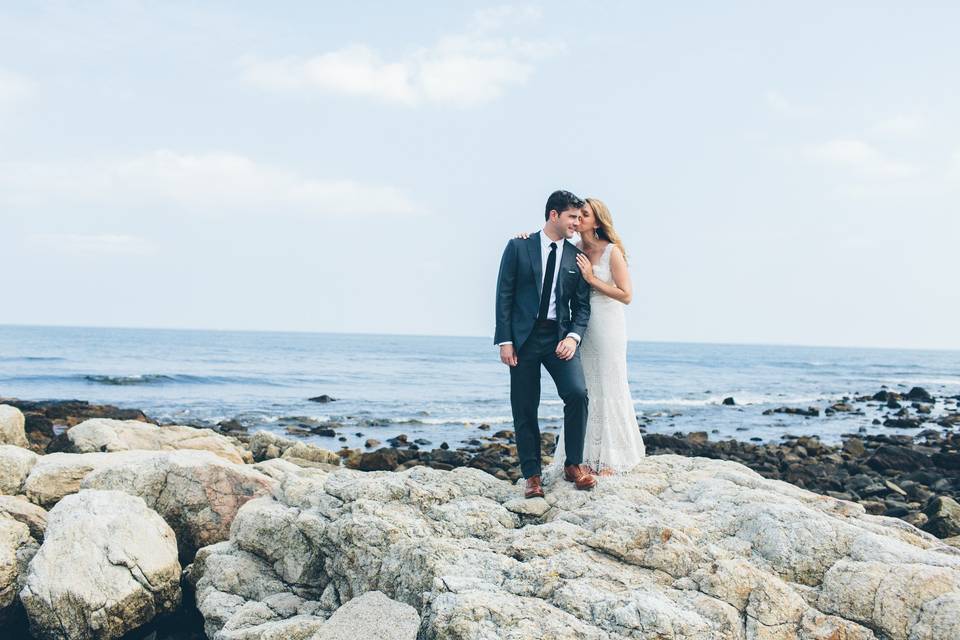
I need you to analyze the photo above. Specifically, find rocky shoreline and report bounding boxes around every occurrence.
[4,387,960,541]
[2,391,960,638]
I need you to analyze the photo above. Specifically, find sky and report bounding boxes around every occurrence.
[1,2,958,350]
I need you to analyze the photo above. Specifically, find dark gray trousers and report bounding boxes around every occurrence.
[509,322,588,478]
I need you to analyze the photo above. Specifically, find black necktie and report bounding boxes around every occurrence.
[538,242,557,320]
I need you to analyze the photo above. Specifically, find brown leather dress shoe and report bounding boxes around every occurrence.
[563,464,598,490]
[524,475,545,499]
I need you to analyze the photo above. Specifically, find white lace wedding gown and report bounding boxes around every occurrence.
[549,242,646,475]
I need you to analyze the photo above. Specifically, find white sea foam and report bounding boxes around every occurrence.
[633,394,823,407]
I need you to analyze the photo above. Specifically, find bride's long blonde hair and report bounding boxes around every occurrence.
[585,198,628,264]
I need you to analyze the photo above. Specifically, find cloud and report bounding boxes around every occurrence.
[0,68,33,109]
[240,7,557,107]
[764,91,815,118]
[804,139,919,179]
[240,46,417,103]
[26,233,157,256]
[872,114,925,136]
[1,150,420,217]
[470,5,543,31]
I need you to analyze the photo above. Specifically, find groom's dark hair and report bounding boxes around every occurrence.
[544,190,585,221]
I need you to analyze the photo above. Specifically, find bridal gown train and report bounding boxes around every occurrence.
[549,242,645,475]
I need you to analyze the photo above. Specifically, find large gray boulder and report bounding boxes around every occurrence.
[80,449,276,559]
[0,515,38,622]
[187,455,960,640]
[0,405,28,448]
[0,445,38,495]
[65,418,251,464]
[188,541,330,639]
[19,489,181,640]
[22,450,157,507]
[0,496,47,541]
[314,590,419,639]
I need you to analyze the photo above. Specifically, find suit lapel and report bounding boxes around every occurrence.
[554,241,573,303]
[527,233,542,294]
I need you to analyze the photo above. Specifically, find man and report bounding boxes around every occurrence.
[495,189,597,498]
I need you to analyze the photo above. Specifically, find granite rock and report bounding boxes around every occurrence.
[0,445,38,495]
[188,455,960,639]
[80,450,276,560]
[0,405,29,448]
[19,490,181,639]
[65,418,251,464]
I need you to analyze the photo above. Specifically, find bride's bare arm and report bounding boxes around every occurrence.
[576,247,633,304]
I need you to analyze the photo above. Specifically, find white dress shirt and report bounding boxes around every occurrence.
[498,229,581,347]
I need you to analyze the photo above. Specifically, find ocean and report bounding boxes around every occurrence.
[2,325,959,450]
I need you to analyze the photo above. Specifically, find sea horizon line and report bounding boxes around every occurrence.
[2,322,958,355]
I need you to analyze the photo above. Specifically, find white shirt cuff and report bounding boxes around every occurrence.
[566,333,581,344]
[497,341,513,347]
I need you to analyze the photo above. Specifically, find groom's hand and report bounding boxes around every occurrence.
[555,337,577,361]
[499,344,518,367]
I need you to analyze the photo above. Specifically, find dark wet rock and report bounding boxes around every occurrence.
[539,432,557,452]
[686,431,709,445]
[860,500,886,515]
[216,419,247,433]
[477,424,491,430]
[937,414,960,427]
[356,418,390,427]
[0,398,153,453]
[386,434,409,448]
[307,394,337,403]
[905,387,933,402]
[866,445,930,472]
[922,496,960,538]
[762,406,820,417]
[933,452,960,470]
[883,417,923,429]
[722,397,736,406]
[830,402,854,413]
[348,448,399,471]
[364,439,381,448]
[312,428,337,437]
[842,438,866,457]
[492,430,514,440]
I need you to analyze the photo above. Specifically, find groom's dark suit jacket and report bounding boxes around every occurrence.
[495,232,591,351]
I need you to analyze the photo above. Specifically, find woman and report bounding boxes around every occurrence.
[521,198,646,476]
